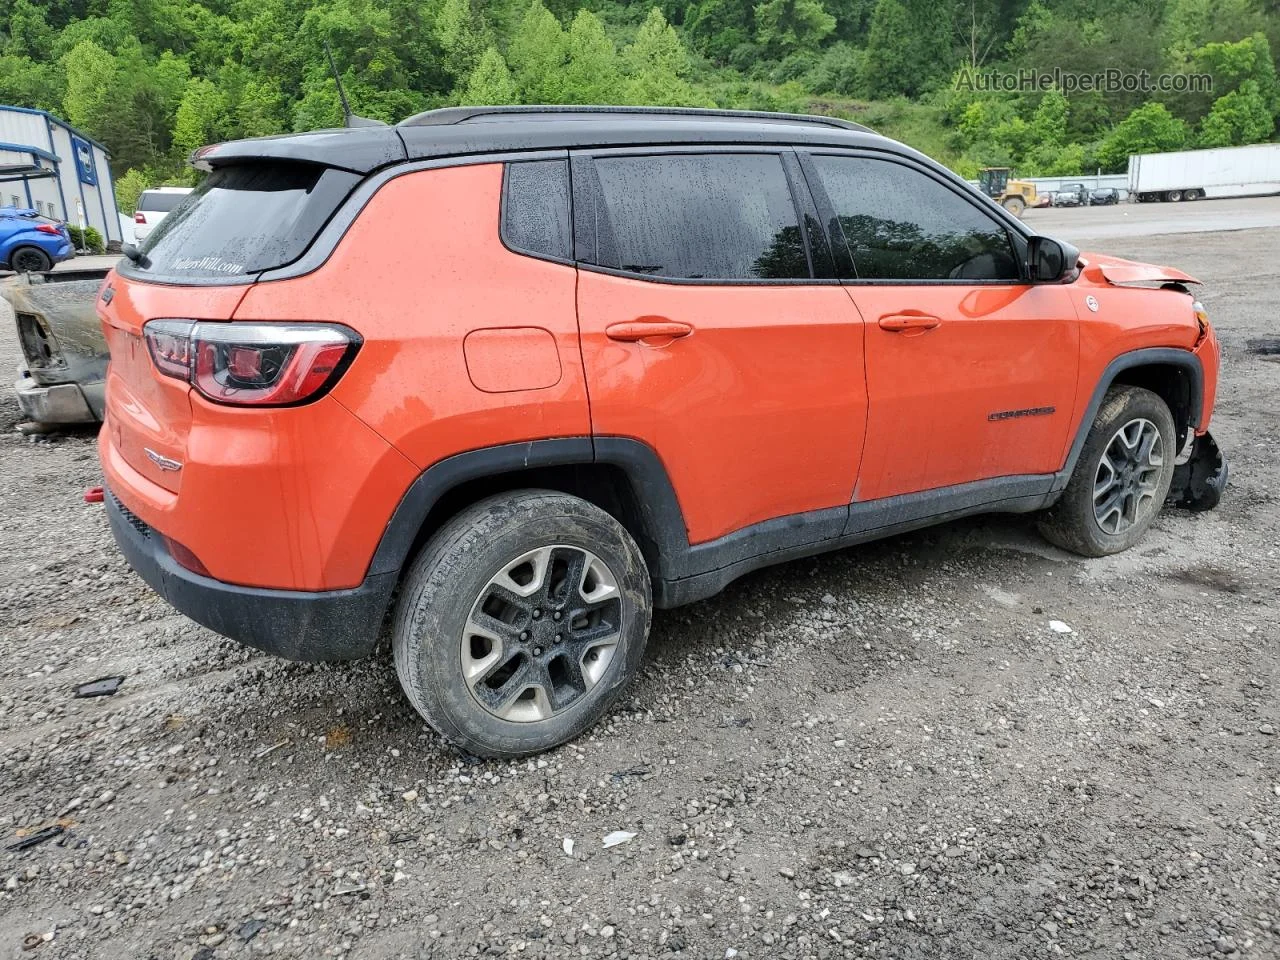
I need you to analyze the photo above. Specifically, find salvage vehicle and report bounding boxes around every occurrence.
[0,207,74,273]
[97,106,1227,758]
[1054,182,1090,207]
[1090,187,1121,205]
[3,268,111,425]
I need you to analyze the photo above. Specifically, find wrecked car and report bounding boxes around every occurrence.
[2,269,111,426]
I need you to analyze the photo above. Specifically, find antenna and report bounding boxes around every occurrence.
[323,41,386,128]
[325,42,354,124]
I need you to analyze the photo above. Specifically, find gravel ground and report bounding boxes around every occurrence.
[1,222,1277,960]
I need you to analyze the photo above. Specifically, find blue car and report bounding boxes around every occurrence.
[0,207,75,273]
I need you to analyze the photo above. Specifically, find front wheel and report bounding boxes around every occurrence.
[393,490,651,758]
[1001,196,1026,217]
[1038,386,1177,557]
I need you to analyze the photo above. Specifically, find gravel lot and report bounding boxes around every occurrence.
[1,209,1277,960]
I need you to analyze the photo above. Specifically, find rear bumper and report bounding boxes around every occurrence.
[105,490,395,661]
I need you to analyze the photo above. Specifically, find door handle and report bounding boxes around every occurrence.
[878,313,942,332]
[605,318,694,342]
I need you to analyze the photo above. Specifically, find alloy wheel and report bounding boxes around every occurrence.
[12,248,48,273]
[461,545,622,722]
[1093,418,1164,535]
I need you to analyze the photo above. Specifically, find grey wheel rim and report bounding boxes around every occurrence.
[461,545,622,722]
[1093,417,1164,535]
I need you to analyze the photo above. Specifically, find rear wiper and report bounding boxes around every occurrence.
[122,243,151,269]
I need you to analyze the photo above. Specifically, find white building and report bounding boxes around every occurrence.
[0,105,122,246]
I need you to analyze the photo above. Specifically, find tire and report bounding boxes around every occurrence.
[1001,196,1026,217]
[1185,189,1201,201]
[393,490,651,758]
[9,246,51,273]
[1166,190,1183,202]
[1037,386,1177,557]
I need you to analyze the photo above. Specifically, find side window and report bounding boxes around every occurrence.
[590,153,809,281]
[502,160,571,261]
[810,155,1021,282]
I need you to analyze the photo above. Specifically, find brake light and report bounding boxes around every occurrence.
[35,223,60,235]
[134,212,146,223]
[142,321,360,406]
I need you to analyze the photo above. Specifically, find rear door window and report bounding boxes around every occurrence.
[586,153,810,281]
[137,191,189,213]
[809,155,1021,282]
[130,163,360,281]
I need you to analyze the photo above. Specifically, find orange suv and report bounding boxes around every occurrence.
[98,107,1226,757]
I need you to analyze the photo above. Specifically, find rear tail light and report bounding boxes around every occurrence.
[134,212,146,224]
[142,320,360,406]
[35,223,60,235]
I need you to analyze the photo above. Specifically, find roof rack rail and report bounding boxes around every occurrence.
[398,104,873,134]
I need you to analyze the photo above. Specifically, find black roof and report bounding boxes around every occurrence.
[192,105,892,175]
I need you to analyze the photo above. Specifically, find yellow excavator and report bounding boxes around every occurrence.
[978,167,1038,217]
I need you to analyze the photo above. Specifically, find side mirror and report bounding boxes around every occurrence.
[1028,235,1079,283]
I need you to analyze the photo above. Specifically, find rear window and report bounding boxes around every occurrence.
[132,163,360,280]
[137,190,190,213]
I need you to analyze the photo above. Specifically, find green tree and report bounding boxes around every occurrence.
[172,77,229,158]
[754,0,836,58]
[623,8,702,105]
[506,0,568,103]
[461,46,518,104]
[1199,80,1275,146]
[1029,89,1068,147]
[115,167,149,214]
[861,0,912,97]
[685,0,755,63]
[1097,102,1190,172]
[437,0,491,82]
[559,10,620,103]
[0,55,64,111]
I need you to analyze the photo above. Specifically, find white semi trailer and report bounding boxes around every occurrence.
[1128,142,1280,202]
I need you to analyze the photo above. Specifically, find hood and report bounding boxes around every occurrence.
[1080,253,1200,287]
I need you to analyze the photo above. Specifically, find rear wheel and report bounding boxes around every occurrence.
[393,490,651,758]
[9,246,51,273]
[1166,190,1184,202]
[1038,386,1176,557]
[1001,196,1026,217]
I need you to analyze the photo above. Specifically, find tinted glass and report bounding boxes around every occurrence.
[811,156,1020,282]
[135,164,359,279]
[503,160,571,260]
[592,153,808,280]
[138,191,189,213]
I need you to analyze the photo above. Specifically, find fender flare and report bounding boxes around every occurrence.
[365,437,693,582]
[1052,346,1204,493]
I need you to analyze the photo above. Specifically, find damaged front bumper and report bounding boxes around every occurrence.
[1167,430,1228,512]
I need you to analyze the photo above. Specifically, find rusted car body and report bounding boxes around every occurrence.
[2,269,110,425]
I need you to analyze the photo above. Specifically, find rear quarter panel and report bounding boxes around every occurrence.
[232,162,591,469]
